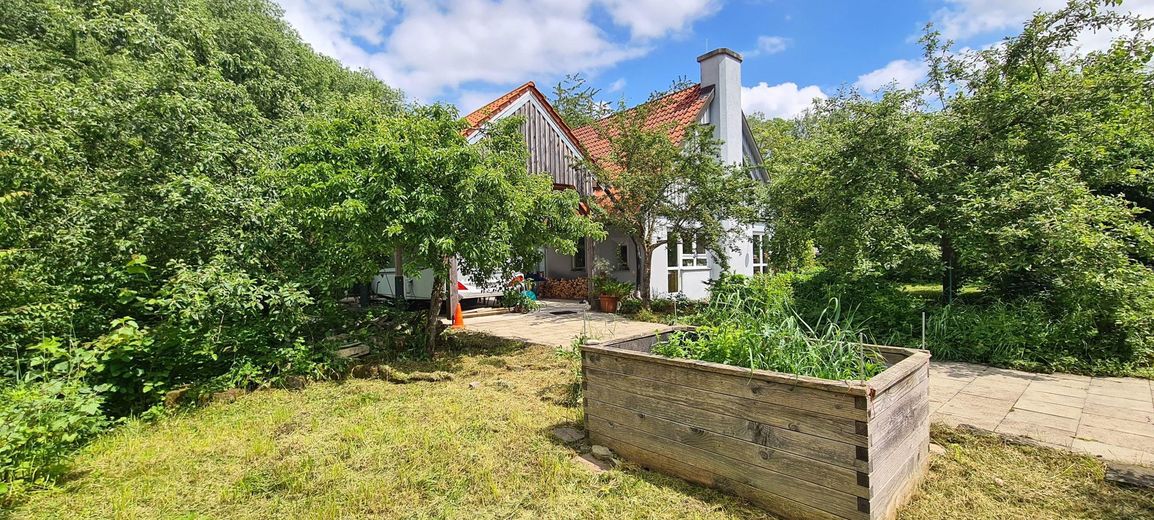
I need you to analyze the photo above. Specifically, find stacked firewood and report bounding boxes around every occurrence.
[536,278,589,300]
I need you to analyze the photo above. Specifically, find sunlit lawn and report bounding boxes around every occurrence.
[6,334,1153,519]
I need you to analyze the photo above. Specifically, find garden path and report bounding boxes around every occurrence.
[466,300,1154,466]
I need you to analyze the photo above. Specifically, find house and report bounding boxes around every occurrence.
[463,48,767,301]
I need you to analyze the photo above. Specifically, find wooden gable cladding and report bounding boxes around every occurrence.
[514,100,594,195]
[463,83,594,196]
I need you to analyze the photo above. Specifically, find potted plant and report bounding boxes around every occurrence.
[596,278,633,314]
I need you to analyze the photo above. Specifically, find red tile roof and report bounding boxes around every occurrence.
[571,84,714,165]
[463,82,535,135]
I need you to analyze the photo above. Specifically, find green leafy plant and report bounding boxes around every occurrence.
[655,282,886,380]
[595,278,634,299]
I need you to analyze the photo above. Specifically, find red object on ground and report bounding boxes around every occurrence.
[452,303,465,329]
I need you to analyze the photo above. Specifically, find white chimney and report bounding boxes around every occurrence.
[698,48,743,165]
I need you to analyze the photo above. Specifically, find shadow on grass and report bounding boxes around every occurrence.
[539,419,774,519]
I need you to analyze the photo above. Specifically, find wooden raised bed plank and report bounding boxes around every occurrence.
[587,415,868,520]
[584,382,867,471]
[584,367,867,447]
[586,398,868,495]
[594,431,849,520]
[582,331,930,520]
[584,350,867,421]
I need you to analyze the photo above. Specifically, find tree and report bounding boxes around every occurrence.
[582,93,760,307]
[551,74,612,128]
[764,0,1154,365]
[278,101,603,354]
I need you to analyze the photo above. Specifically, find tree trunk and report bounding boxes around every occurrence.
[630,236,646,302]
[940,233,958,305]
[426,270,445,357]
[640,246,654,308]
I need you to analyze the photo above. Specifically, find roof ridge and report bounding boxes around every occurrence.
[573,83,707,133]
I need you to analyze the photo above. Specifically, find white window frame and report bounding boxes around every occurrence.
[667,232,709,271]
[752,233,769,275]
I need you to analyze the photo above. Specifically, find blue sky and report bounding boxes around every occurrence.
[274,0,1154,118]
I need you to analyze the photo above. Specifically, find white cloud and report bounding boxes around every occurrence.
[741,82,827,119]
[933,0,1154,46]
[854,59,928,91]
[598,0,720,39]
[608,78,627,92]
[457,89,510,115]
[745,35,790,58]
[275,0,718,101]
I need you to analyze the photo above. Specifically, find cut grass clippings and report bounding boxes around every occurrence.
[900,425,1154,520]
[4,333,1153,519]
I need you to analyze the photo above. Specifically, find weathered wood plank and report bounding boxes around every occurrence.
[864,349,930,399]
[584,350,867,421]
[587,415,869,520]
[868,427,929,519]
[585,381,867,471]
[869,364,928,418]
[869,417,930,500]
[868,378,929,454]
[587,398,869,496]
[584,367,867,447]
[584,343,873,397]
[591,430,848,520]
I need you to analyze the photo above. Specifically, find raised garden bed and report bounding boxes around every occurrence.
[581,328,931,520]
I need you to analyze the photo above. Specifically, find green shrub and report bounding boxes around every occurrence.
[617,297,642,315]
[0,379,109,494]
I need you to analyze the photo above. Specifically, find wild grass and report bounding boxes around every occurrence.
[4,338,1152,519]
[654,284,886,380]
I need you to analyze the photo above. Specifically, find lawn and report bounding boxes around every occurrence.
[5,334,1154,519]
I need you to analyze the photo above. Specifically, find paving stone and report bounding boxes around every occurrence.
[1019,388,1086,408]
[1085,393,1154,413]
[1071,438,1154,466]
[1080,402,1154,423]
[1033,372,1092,388]
[1088,381,1152,402]
[1080,412,1154,438]
[1026,381,1090,398]
[935,411,1001,431]
[1076,424,1154,454]
[956,382,1028,402]
[1002,408,1080,432]
[572,453,611,473]
[552,426,586,444]
[995,417,1075,448]
[937,393,1015,417]
[1012,397,1083,420]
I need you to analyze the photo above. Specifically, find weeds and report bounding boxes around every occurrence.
[653,277,886,380]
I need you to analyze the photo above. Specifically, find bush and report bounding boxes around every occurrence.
[0,379,109,494]
[716,269,1153,376]
[617,297,642,315]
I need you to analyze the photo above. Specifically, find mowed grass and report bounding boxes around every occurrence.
[6,334,1154,519]
[6,335,768,520]
[901,425,1154,519]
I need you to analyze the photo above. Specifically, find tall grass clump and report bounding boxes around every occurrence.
[654,275,886,380]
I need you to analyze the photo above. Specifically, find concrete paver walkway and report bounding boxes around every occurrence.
[931,360,1154,465]
[467,302,1154,465]
[464,300,668,349]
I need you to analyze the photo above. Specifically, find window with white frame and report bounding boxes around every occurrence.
[752,233,769,274]
[667,232,708,269]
